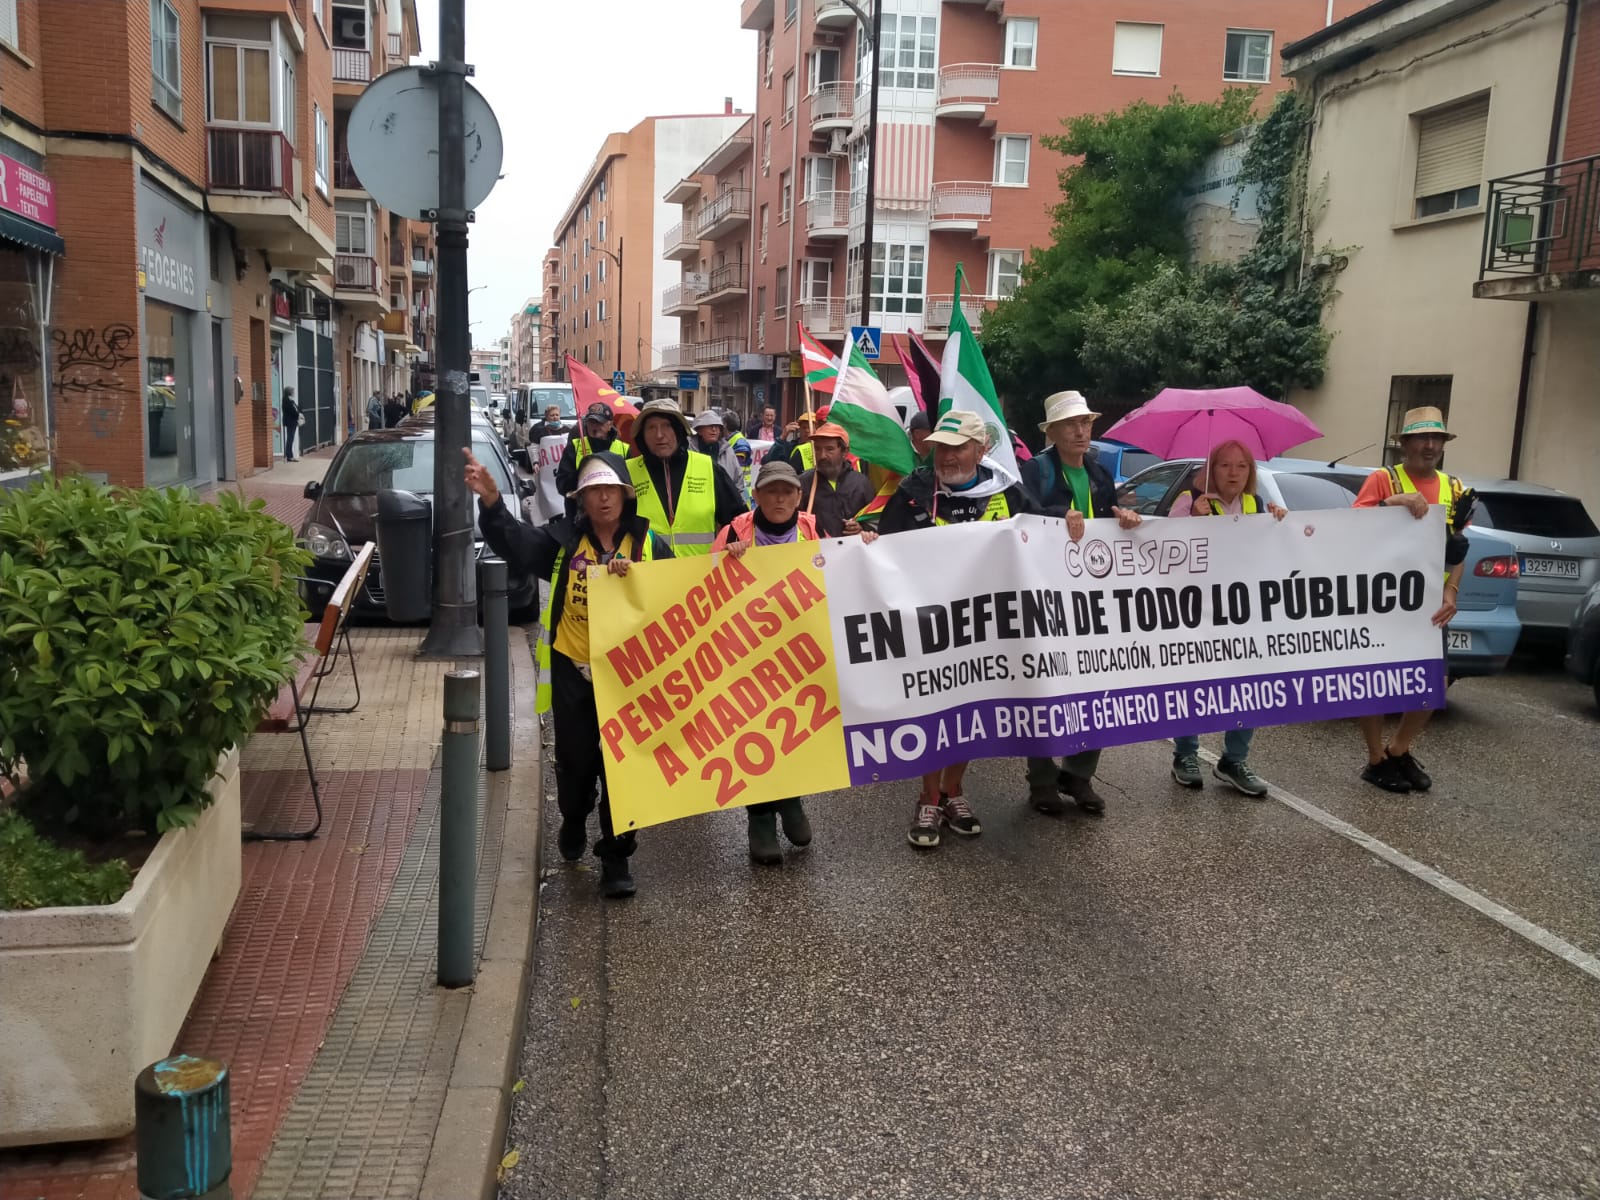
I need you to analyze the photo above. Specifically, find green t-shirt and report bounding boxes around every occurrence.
[1060,462,1094,518]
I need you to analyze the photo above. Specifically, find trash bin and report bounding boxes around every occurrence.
[374,488,433,623]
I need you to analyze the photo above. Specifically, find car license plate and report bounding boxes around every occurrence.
[1446,630,1473,652]
[1520,555,1580,578]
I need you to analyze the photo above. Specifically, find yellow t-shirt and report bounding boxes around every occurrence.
[551,535,605,663]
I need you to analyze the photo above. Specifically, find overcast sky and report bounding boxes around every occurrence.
[411,0,757,355]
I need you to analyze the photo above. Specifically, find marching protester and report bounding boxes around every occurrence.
[712,460,822,864]
[1169,439,1287,797]
[533,404,569,441]
[768,409,817,472]
[799,421,875,538]
[555,402,623,518]
[907,409,931,460]
[747,403,780,441]
[1351,405,1473,793]
[627,397,747,555]
[877,410,1035,849]
[1023,391,1144,818]
[691,409,748,500]
[463,447,672,899]
[719,409,755,501]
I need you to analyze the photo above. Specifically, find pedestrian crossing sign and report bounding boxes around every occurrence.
[850,325,882,361]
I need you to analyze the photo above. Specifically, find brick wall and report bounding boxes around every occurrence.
[3,0,47,130]
[228,247,275,475]
[1560,0,1600,162]
[303,11,336,242]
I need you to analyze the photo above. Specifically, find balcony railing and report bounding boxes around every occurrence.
[386,32,403,60]
[411,253,433,275]
[814,0,853,26]
[663,220,699,259]
[661,343,690,370]
[207,127,294,197]
[929,181,993,226]
[936,63,1002,112]
[334,150,362,190]
[804,190,851,237]
[692,335,746,366]
[1480,153,1600,278]
[924,293,996,333]
[333,47,371,82]
[334,253,379,292]
[808,81,853,131]
[799,296,846,335]
[390,240,406,267]
[696,189,752,239]
[703,262,748,300]
[662,279,706,313]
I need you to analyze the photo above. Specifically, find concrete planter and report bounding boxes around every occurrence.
[0,748,242,1147]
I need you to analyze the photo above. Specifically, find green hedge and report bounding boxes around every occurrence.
[0,809,133,909]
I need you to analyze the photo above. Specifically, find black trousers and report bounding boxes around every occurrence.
[284,420,298,459]
[551,651,636,859]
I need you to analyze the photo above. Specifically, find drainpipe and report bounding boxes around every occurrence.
[785,2,802,411]
[1507,0,1580,480]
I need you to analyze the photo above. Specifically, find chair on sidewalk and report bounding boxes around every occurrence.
[249,543,375,842]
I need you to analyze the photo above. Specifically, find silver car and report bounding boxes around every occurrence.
[1460,481,1600,633]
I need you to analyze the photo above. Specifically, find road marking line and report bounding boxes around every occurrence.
[1198,750,1600,984]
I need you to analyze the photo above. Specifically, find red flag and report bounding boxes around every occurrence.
[565,353,623,414]
[896,331,940,415]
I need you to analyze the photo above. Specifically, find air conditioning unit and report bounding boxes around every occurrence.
[337,13,366,43]
[336,260,358,285]
[828,129,848,155]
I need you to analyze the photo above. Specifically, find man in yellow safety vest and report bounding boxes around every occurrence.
[626,397,747,556]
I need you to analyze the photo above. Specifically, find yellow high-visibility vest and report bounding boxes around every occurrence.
[628,452,717,556]
[535,530,656,713]
[935,492,1010,525]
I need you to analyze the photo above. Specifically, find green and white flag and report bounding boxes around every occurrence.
[829,338,917,477]
[938,264,1019,487]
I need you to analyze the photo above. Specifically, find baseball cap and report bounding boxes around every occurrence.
[584,402,614,422]
[754,460,802,490]
[811,421,849,448]
[925,410,988,447]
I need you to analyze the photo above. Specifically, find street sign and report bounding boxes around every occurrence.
[850,325,882,361]
[612,371,626,394]
[345,67,504,219]
[676,371,700,390]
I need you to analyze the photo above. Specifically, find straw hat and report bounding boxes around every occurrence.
[1038,390,1100,431]
[1398,406,1455,441]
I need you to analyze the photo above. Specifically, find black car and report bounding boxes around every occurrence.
[1565,581,1600,708]
[297,426,538,620]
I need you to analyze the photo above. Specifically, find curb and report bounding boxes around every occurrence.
[419,629,543,1200]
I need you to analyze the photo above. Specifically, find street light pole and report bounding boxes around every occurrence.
[596,240,624,377]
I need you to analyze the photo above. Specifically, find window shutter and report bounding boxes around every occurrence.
[1112,23,1163,76]
[1414,97,1489,197]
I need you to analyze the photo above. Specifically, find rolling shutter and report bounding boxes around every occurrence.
[1414,96,1489,197]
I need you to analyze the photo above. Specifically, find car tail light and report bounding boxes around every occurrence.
[1474,556,1520,578]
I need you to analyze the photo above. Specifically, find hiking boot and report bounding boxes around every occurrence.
[940,793,981,837]
[1360,756,1412,793]
[556,818,586,862]
[747,810,783,866]
[1386,751,1432,792]
[1029,788,1069,816]
[1060,773,1105,816]
[1171,754,1204,789]
[776,798,812,847]
[907,801,942,849]
[1213,758,1268,798]
[598,856,636,899]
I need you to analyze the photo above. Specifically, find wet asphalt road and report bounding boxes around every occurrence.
[498,653,1600,1200]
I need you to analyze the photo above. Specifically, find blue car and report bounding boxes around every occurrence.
[1090,438,1162,485]
[1119,455,1522,679]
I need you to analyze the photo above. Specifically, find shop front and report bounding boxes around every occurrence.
[137,176,208,488]
[0,145,64,488]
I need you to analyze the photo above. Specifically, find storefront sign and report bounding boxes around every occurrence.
[0,152,57,229]
[137,177,203,310]
[729,353,773,372]
[787,354,804,378]
[676,371,700,390]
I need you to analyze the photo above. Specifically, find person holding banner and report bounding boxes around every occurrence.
[628,397,747,556]
[1168,440,1287,796]
[800,422,875,538]
[463,447,674,899]
[878,410,1037,849]
[1023,391,1145,818]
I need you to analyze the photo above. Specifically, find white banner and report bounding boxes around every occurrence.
[529,434,567,525]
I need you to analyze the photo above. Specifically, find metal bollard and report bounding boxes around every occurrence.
[439,669,481,988]
[135,1055,232,1199]
[481,557,511,772]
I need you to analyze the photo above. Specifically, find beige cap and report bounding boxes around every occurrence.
[925,410,989,447]
[1038,390,1100,431]
[754,460,802,490]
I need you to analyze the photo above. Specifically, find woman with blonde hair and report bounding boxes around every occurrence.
[1170,439,1286,797]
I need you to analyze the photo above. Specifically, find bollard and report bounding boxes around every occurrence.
[481,557,511,772]
[439,669,481,988]
[135,1055,232,1199]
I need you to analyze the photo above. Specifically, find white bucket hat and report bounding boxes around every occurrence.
[1038,390,1101,432]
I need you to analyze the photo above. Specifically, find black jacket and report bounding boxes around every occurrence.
[878,466,1035,535]
[799,464,876,537]
[283,393,300,423]
[554,427,622,500]
[1028,446,1118,519]
[636,437,748,530]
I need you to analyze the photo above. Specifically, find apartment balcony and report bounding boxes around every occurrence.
[701,263,749,305]
[389,239,406,267]
[936,64,1001,120]
[808,82,853,134]
[334,253,387,316]
[208,127,293,197]
[1475,153,1600,302]
[740,0,773,30]
[662,276,707,316]
[333,46,372,83]
[799,296,846,335]
[660,343,691,370]
[923,293,996,334]
[696,189,752,240]
[804,190,851,239]
[334,149,364,192]
[814,0,854,27]
[663,220,699,261]
[411,252,433,276]
[206,127,333,269]
[386,31,403,63]
[692,336,746,368]
[929,181,993,232]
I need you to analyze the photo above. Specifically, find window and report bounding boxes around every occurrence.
[779,170,792,222]
[762,119,772,173]
[1113,22,1163,76]
[583,202,591,222]
[281,56,295,142]
[312,0,323,24]
[314,105,330,195]
[759,204,769,259]
[597,341,604,361]
[335,201,370,254]
[994,136,1029,186]
[598,217,606,243]
[989,250,1023,299]
[583,237,590,258]
[763,35,774,87]
[583,273,590,294]
[1004,18,1038,69]
[206,21,275,126]
[1224,30,1272,83]
[871,239,926,315]
[1384,377,1452,466]
[880,14,937,90]
[151,0,183,117]
[804,155,836,199]
[1413,96,1489,219]
[784,0,797,25]
[774,266,789,317]
[801,259,831,302]
[808,48,839,93]
[756,286,767,322]
[597,299,606,322]
[598,177,607,202]
[598,257,606,282]
[782,71,796,124]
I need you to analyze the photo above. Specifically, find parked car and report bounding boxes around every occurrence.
[1455,480,1600,637]
[1120,456,1523,679]
[1564,581,1600,708]
[1091,438,1162,485]
[297,426,537,620]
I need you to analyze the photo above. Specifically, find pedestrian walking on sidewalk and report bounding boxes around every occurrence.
[1167,439,1287,798]
[282,387,300,460]
[712,460,822,865]
[366,391,384,431]
[464,447,674,899]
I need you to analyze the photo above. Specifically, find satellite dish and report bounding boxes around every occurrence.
[345,66,504,219]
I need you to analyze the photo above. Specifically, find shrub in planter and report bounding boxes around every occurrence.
[0,477,311,839]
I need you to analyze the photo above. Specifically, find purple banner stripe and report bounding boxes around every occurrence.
[844,658,1446,787]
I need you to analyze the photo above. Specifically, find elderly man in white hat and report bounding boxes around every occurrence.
[1024,390,1144,818]
[627,397,747,556]
[1350,404,1474,794]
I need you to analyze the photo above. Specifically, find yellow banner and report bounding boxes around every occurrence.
[589,541,850,832]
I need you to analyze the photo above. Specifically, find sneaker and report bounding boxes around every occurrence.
[599,856,636,899]
[1386,750,1432,792]
[907,801,942,849]
[1213,758,1268,798]
[556,818,586,862]
[1171,754,1204,789]
[1060,774,1105,815]
[776,798,812,847]
[1029,789,1069,816]
[1360,757,1412,793]
[940,793,981,837]
[747,811,783,866]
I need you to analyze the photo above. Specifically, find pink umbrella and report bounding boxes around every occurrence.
[1103,386,1321,461]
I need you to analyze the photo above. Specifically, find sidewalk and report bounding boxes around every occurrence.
[0,463,543,1200]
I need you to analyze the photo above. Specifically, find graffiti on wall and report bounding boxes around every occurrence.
[53,324,138,396]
